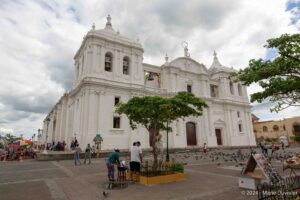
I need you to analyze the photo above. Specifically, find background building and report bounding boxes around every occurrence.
[39,15,256,150]
[253,116,300,142]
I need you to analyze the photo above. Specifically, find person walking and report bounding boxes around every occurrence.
[84,144,92,164]
[74,144,81,166]
[106,149,120,181]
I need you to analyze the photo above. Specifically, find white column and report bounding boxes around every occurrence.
[55,108,61,141]
[137,53,143,81]
[134,54,139,80]
[87,47,93,75]
[82,90,90,146]
[78,92,84,141]
[100,46,105,74]
[205,80,210,98]
[97,91,105,134]
[224,106,232,146]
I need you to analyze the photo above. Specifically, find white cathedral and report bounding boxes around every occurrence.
[40,15,256,150]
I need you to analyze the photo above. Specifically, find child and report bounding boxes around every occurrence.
[117,160,127,182]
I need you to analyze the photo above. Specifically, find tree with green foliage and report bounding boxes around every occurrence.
[234,34,300,112]
[4,134,22,144]
[116,91,207,167]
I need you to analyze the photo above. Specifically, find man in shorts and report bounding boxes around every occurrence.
[130,141,142,181]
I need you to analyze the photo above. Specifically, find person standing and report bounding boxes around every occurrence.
[130,141,142,181]
[129,142,136,180]
[203,143,208,156]
[74,137,78,147]
[106,149,120,181]
[91,145,96,157]
[70,141,75,150]
[259,142,263,153]
[281,141,285,150]
[62,141,66,151]
[263,143,268,157]
[74,144,81,166]
[84,144,92,164]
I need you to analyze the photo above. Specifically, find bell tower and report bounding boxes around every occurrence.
[73,15,144,88]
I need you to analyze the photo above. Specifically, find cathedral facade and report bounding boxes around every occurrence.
[40,15,256,150]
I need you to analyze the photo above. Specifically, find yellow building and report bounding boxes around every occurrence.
[253,116,300,142]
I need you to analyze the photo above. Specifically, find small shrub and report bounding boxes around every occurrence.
[171,163,184,173]
[265,137,272,143]
[291,135,300,142]
[141,161,184,177]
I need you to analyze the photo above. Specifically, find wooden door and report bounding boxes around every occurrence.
[215,129,222,145]
[186,122,197,146]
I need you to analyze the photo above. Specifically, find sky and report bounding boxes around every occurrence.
[0,0,299,139]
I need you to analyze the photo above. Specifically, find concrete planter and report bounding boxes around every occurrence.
[139,173,186,186]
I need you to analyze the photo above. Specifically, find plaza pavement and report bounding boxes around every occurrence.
[0,148,297,200]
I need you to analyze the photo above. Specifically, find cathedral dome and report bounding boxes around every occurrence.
[168,56,208,74]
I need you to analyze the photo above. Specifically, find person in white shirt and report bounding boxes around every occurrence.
[129,141,142,180]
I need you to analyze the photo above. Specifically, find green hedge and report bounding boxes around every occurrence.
[171,163,184,173]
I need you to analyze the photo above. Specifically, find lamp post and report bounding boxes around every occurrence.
[166,120,170,162]
[43,118,50,154]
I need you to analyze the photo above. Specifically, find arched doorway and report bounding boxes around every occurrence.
[186,122,197,146]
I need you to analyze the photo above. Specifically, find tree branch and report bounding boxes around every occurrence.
[282,53,300,63]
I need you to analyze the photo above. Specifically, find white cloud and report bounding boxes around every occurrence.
[0,0,299,136]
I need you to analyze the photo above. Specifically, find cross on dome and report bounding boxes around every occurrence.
[107,15,111,23]
[105,14,113,30]
[165,53,169,63]
[211,50,223,68]
[213,50,217,58]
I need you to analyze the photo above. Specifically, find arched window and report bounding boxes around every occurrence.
[229,82,234,95]
[238,123,243,132]
[105,52,113,72]
[238,84,242,96]
[263,126,268,132]
[273,125,279,131]
[123,57,129,75]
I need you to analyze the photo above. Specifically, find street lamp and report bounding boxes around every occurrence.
[166,120,170,162]
[43,118,50,154]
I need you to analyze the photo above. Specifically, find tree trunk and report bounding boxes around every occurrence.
[151,128,161,170]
